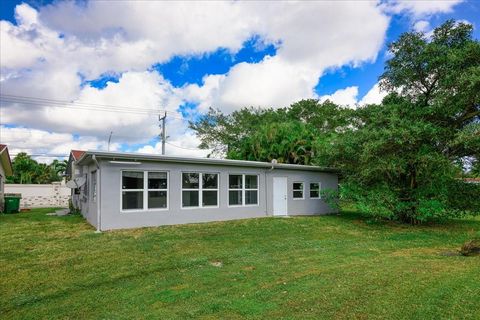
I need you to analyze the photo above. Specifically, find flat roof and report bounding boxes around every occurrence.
[77,150,338,173]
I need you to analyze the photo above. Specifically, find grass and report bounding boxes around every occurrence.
[1,208,479,319]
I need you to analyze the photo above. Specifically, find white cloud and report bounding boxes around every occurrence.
[0,126,119,162]
[2,1,389,107]
[182,1,389,112]
[383,0,463,18]
[359,83,388,105]
[320,86,359,108]
[413,20,431,33]
[317,83,387,107]
[1,71,183,141]
[136,132,210,158]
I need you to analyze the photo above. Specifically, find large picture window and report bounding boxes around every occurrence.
[229,174,259,206]
[121,171,168,211]
[182,172,218,208]
[293,182,304,199]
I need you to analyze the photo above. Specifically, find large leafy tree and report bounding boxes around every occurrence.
[227,121,316,165]
[190,107,289,157]
[319,21,480,223]
[190,99,351,163]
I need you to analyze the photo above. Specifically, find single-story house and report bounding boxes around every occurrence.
[0,144,14,212]
[68,150,339,231]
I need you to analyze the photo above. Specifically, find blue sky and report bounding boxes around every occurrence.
[0,0,479,160]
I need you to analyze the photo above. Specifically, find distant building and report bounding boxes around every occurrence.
[0,144,13,211]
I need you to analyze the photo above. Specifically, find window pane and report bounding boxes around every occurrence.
[122,171,143,189]
[310,190,320,198]
[293,182,303,190]
[202,173,218,189]
[310,183,320,198]
[229,190,242,205]
[293,190,303,199]
[245,175,258,189]
[148,191,167,209]
[148,172,167,189]
[202,191,218,206]
[182,173,199,189]
[182,190,199,207]
[229,175,242,189]
[122,191,143,210]
[245,190,258,205]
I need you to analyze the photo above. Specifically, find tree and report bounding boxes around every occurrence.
[318,21,480,223]
[51,159,68,176]
[227,121,316,165]
[190,107,289,157]
[190,99,351,162]
[471,158,480,177]
[7,153,64,184]
[8,153,38,184]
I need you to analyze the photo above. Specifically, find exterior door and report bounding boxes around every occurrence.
[273,177,288,216]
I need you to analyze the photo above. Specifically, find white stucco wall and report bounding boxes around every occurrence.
[4,182,70,208]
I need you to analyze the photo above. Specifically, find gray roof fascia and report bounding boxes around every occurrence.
[76,150,338,173]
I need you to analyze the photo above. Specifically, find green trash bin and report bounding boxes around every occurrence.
[4,194,21,214]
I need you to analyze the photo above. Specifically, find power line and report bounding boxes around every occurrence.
[0,94,188,121]
[1,94,172,114]
[165,141,203,151]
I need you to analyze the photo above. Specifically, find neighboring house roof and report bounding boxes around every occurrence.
[77,150,338,173]
[66,150,86,176]
[71,150,86,161]
[0,144,13,176]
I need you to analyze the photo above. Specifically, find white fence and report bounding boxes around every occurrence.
[5,182,70,208]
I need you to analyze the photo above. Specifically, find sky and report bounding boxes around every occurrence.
[0,0,479,163]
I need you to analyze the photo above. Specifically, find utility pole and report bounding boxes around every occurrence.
[159,111,167,155]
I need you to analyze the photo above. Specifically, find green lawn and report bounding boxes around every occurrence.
[1,209,479,319]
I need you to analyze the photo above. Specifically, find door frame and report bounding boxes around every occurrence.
[273,177,288,216]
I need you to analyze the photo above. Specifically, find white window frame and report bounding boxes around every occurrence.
[120,170,169,212]
[228,174,259,207]
[309,182,321,199]
[181,172,219,209]
[293,181,304,200]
